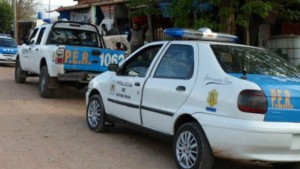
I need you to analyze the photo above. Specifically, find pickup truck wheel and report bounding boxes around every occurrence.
[86,94,107,133]
[15,59,26,83]
[174,122,214,169]
[39,66,54,98]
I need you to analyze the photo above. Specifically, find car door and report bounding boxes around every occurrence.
[141,42,198,133]
[20,28,39,71]
[106,43,164,125]
[30,27,46,73]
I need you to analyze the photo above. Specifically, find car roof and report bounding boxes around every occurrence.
[0,35,14,39]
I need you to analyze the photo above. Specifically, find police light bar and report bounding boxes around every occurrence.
[164,27,239,43]
[43,18,68,24]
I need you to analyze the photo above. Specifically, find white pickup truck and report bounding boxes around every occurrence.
[15,20,125,98]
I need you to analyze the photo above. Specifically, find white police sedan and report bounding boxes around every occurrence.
[86,28,300,169]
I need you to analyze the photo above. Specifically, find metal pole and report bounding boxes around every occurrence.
[13,0,18,41]
[49,0,50,18]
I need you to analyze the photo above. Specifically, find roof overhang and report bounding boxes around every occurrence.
[56,0,128,12]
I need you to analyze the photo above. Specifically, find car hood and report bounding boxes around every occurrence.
[231,74,300,122]
[0,47,18,54]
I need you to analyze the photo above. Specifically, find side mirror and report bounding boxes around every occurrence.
[108,63,119,72]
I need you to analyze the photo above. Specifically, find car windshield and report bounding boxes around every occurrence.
[0,38,17,48]
[47,28,100,47]
[211,44,300,78]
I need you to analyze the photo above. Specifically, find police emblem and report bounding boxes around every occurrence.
[207,89,218,107]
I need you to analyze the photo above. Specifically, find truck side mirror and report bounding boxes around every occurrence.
[28,40,35,45]
[108,63,119,72]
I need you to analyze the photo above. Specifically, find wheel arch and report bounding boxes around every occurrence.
[40,58,47,70]
[173,114,198,134]
[173,113,213,149]
[88,89,101,100]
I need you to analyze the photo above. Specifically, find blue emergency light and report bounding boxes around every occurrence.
[164,27,239,43]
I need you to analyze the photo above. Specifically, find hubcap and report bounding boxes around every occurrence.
[87,99,101,127]
[176,131,198,168]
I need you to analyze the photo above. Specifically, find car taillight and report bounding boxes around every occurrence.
[238,90,267,114]
[56,47,65,64]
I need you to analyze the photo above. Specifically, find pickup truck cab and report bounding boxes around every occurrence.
[15,20,125,98]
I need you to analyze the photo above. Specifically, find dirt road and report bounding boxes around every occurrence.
[0,64,272,169]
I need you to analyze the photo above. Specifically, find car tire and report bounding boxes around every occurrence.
[86,94,107,133]
[174,122,214,169]
[15,59,26,83]
[39,66,54,98]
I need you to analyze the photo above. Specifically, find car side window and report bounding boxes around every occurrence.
[154,44,194,79]
[36,27,46,45]
[120,45,162,77]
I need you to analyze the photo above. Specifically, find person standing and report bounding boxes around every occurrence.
[128,23,144,53]
[107,23,119,36]
[101,24,108,36]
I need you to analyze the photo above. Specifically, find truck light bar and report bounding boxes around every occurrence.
[164,27,239,43]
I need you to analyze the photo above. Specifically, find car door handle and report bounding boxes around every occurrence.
[35,48,38,51]
[176,86,186,91]
[135,82,140,86]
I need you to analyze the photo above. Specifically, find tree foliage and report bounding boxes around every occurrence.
[18,0,39,20]
[0,0,14,33]
[126,0,161,18]
[126,0,299,44]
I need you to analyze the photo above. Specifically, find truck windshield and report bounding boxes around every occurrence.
[211,45,300,78]
[48,28,100,47]
[0,38,17,48]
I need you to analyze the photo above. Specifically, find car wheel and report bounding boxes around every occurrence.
[39,66,54,98]
[174,122,214,169]
[86,94,107,133]
[15,59,26,83]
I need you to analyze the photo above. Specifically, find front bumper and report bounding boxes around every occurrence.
[194,113,300,162]
[0,54,16,64]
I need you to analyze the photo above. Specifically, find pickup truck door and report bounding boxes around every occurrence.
[141,42,198,133]
[106,44,164,125]
[20,28,39,71]
[30,27,46,73]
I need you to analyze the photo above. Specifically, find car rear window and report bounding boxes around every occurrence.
[0,38,17,48]
[211,44,300,78]
[47,28,100,47]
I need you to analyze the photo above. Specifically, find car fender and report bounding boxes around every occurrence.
[86,71,114,106]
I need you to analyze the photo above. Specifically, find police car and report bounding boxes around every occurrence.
[85,27,300,169]
[0,35,18,64]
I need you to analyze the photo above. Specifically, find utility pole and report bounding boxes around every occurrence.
[12,0,18,42]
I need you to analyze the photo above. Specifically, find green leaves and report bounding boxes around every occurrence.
[0,0,13,33]
[126,0,161,17]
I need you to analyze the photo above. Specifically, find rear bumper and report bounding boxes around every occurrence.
[194,113,300,162]
[58,72,99,83]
